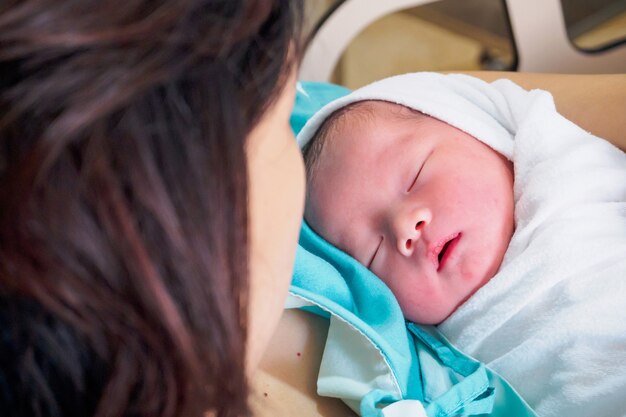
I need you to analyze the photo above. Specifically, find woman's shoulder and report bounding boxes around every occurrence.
[252,309,357,417]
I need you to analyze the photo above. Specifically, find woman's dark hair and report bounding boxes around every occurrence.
[0,1,302,416]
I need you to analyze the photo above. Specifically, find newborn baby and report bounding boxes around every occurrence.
[297,72,626,417]
[303,100,515,324]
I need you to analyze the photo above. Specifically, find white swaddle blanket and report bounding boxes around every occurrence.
[436,78,626,417]
[298,72,626,417]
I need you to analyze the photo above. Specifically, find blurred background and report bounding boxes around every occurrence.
[301,0,626,89]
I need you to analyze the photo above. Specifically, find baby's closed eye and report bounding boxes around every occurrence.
[367,237,383,268]
[406,150,432,193]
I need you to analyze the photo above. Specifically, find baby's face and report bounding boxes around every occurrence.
[305,102,515,324]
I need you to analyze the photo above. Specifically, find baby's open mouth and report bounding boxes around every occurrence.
[437,233,462,272]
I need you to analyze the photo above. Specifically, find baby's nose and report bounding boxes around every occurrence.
[394,207,432,257]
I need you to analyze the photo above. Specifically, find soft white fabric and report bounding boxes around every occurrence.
[382,399,427,417]
[438,77,626,417]
[297,72,626,417]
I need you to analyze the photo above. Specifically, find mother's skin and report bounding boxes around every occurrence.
[255,72,626,417]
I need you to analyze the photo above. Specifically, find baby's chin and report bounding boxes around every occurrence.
[403,304,456,325]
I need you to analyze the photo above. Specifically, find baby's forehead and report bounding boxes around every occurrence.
[320,102,425,154]
[316,104,431,176]
[321,101,432,155]
[303,100,435,198]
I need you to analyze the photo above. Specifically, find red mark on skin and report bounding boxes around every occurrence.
[297,352,302,357]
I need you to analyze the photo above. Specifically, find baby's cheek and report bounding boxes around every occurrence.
[459,262,474,282]
[463,185,496,207]
[398,281,446,324]
[388,279,419,315]
[459,253,495,296]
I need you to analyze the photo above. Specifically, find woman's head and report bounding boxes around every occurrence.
[0,1,303,416]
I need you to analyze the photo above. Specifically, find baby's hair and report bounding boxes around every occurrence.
[302,101,374,184]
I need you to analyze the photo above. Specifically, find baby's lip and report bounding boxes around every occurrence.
[431,232,462,272]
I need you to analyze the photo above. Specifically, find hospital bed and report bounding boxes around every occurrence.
[299,0,626,82]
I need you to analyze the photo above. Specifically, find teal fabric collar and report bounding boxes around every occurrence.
[292,221,423,401]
